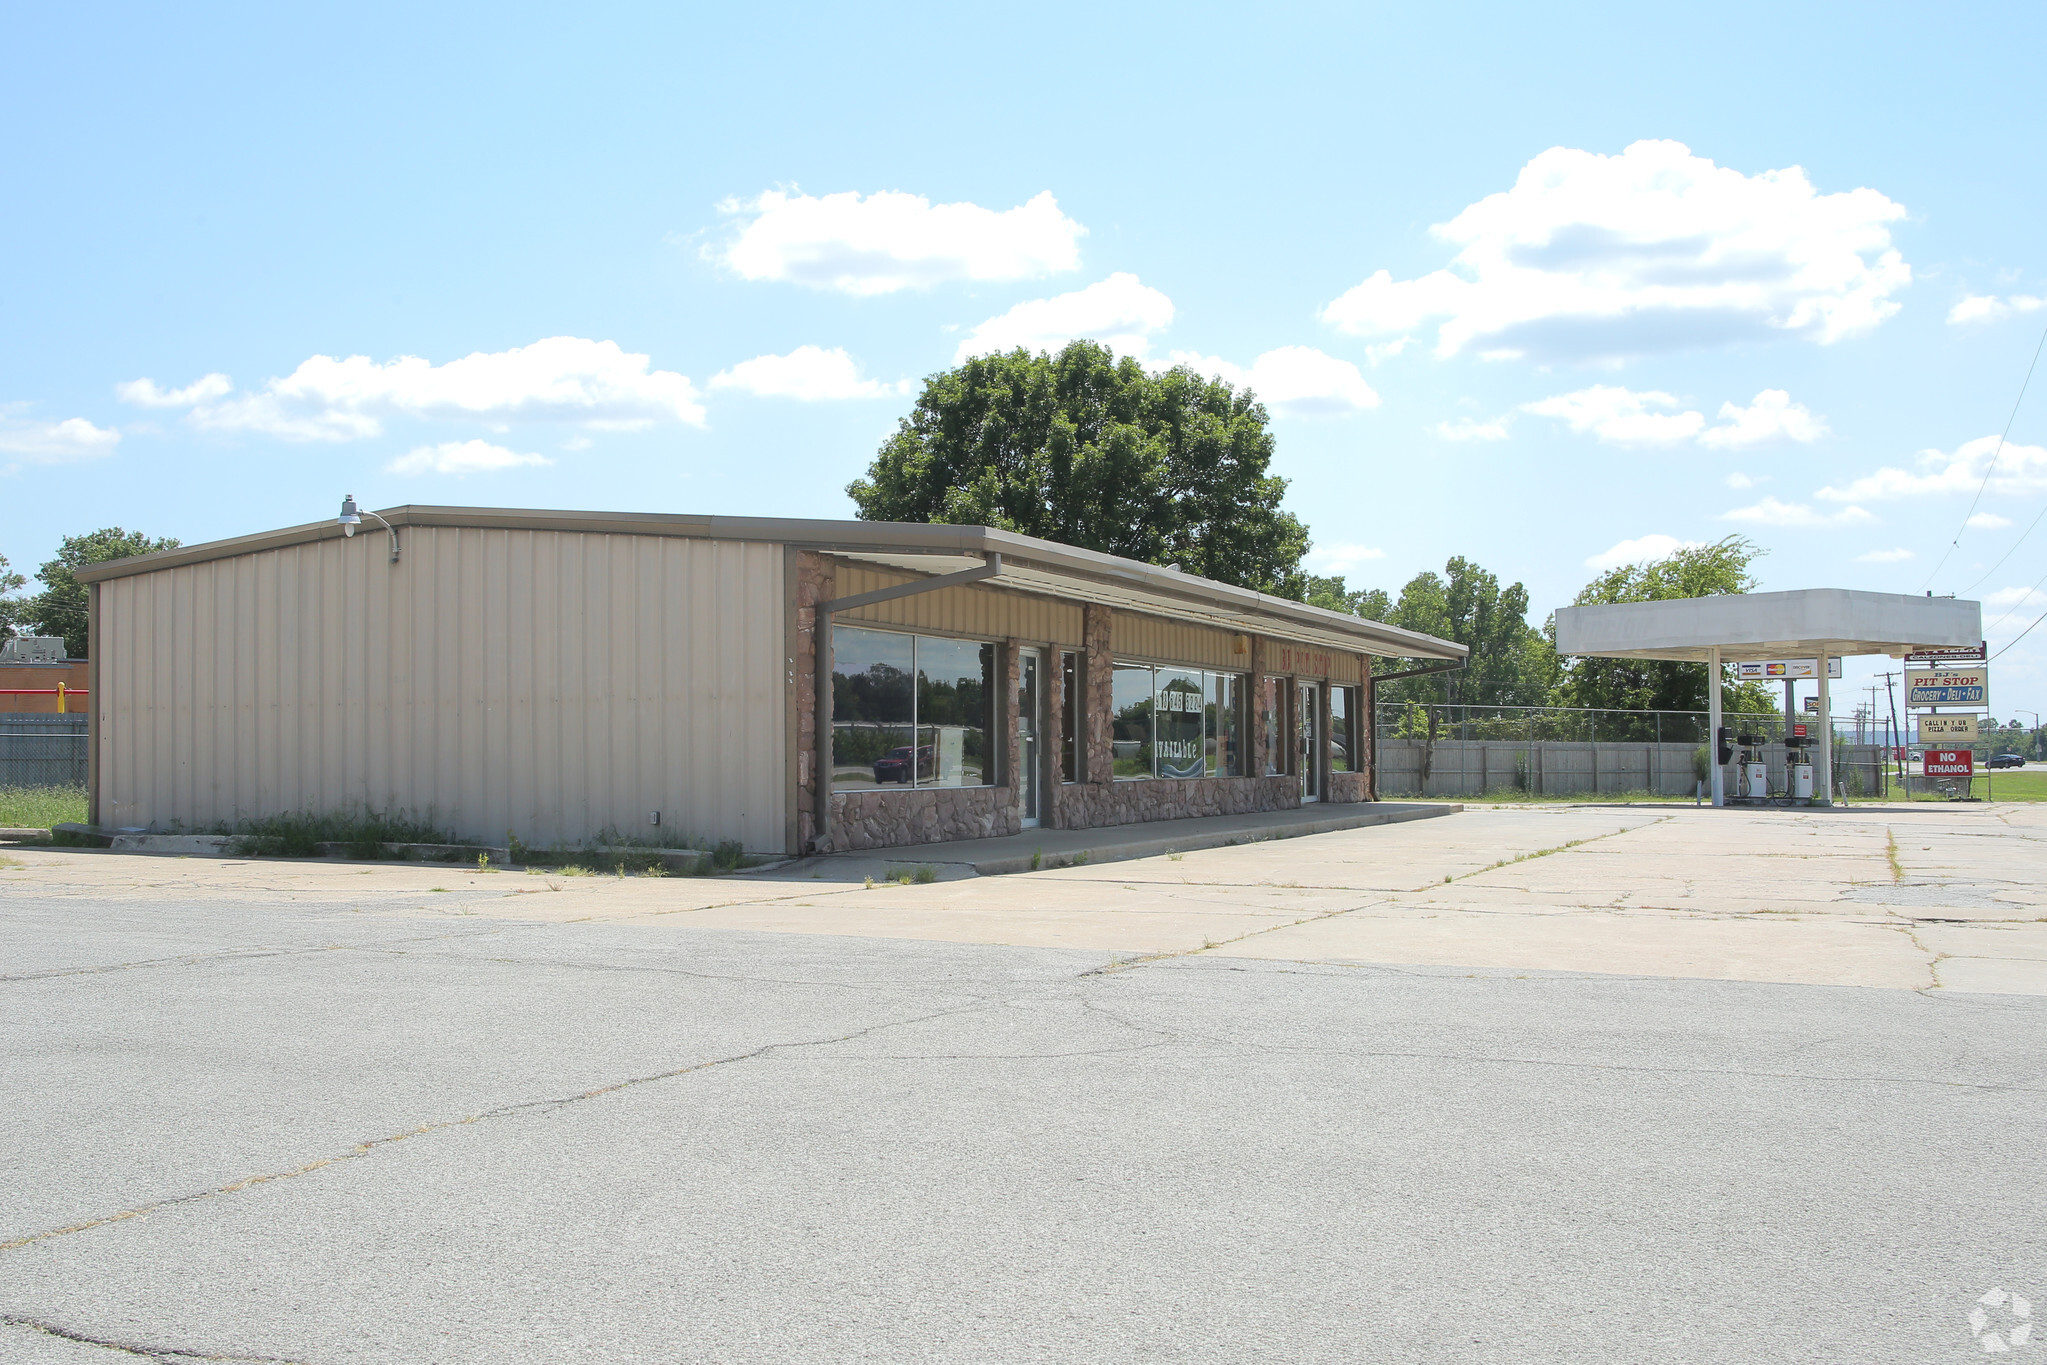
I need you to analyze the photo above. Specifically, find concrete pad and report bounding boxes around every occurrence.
[1212,907,1934,990]
[1934,955,2047,994]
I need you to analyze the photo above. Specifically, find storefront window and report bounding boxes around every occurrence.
[1112,664,1249,781]
[916,636,992,788]
[1261,676,1287,777]
[1112,665,1155,779]
[1208,672,1245,777]
[832,625,993,790]
[1331,686,1352,772]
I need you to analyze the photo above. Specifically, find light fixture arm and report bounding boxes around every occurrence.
[361,508,400,564]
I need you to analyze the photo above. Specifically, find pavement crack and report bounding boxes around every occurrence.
[0,1000,985,1256]
[0,1313,307,1363]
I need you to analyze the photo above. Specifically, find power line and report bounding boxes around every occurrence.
[1990,602,2047,661]
[1930,319,2047,592]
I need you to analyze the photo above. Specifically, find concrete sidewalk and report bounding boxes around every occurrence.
[810,799,1460,875]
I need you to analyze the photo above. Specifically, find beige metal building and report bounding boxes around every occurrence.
[79,506,1464,855]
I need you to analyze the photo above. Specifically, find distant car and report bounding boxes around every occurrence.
[873,744,934,783]
[1988,753,2028,769]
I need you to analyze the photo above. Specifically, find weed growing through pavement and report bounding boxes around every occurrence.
[1073,850,1090,866]
[428,887,449,893]
[1168,851,1184,862]
[0,855,21,870]
[1031,848,1042,871]
[863,875,876,890]
[1886,829,1904,884]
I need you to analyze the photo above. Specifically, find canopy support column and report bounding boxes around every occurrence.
[1708,645,1725,808]
[1817,650,1834,805]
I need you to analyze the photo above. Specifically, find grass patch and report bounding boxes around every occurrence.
[0,784,86,829]
[0,854,22,870]
[1900,769,2047,803]
[879,865,939,886]
[222,808,463,859]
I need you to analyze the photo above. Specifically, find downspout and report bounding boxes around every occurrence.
[811,553,1002,849]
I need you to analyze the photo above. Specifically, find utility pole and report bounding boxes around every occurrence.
[1880,672,1904,780]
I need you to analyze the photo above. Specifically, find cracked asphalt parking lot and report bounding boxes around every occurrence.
[3,804,2046,1362]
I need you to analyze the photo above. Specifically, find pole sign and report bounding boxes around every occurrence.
[1906,641,1987,664]
[1906,668,1989,708]
[1918,714,1979,741]
[1924,749,1976,778]
[1735,658,1843,679]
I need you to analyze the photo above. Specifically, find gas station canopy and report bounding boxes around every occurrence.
[1554,588,1985,808]
[1553,588,1982,663]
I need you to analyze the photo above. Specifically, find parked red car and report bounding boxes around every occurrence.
[873,745,935,783]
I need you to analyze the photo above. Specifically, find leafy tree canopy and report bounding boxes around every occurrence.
[1304,573,1390,621]
[0,554,25,641]
[1376,557,1557,708]
[27,528,181,658]
[847,341,1310,597]
[1556,535,1775,715]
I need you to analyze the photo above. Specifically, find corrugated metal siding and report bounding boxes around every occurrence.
[1111,613,1243,669]
[96,528,786,850]
[832,563,1083,645]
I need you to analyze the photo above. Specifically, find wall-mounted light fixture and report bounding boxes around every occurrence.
[338,494,400,564]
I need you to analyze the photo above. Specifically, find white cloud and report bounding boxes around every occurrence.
[386,440,550,476]
[1697,389,1828,448]
[709,346,911,401]
[1949,294,2047,325]
[1308,543,1386,575]
[1986,585,2047,610]
[120,337,705,442]
[712,188,1085,296]
[1523,385,1704,444]
[1364,337,1413,365]
[113,373,232,408]
[1433,415,1511,441]
[1721,496,1875,527]
[1585,533,1700,569]
[955,273,1173,361]
[1165,346,1379,416]
[0,414,122,464]
[1725,471,1766,489]
[1854,548,1915,563]
[1816,435,2047,502]
[1968,512,2014,530]
[1321,139,1910,363]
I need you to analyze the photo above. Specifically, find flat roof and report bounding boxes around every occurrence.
[75,505,1466,661]
[1553,588,1982,663]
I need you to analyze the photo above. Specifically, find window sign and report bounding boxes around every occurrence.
[1110,664,1250,780]
[832,625,993,791]
[1155,669,1205,779]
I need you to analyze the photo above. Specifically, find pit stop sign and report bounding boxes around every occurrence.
[1925,749,1975,778]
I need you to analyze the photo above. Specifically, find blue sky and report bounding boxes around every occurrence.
[6,3,2046,722]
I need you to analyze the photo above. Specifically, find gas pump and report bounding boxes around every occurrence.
[1785,733,1816,799]
[1735,732,1770,798]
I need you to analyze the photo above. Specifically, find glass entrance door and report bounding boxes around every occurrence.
[1019,649,1043,827]
[1298,681,1321,802]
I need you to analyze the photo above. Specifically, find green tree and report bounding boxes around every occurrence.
[27,528,181,658]
[847,341,1310,596]
[0,554,25,641]
[1555,535,1774,717]
[1303,573,1391,621]
[1375,557,1557,709]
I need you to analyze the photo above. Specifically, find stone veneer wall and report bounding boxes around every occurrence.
[795,553,833,852]
[1053,774,1300,828]
[1327,771,1371,802]
[822,638,1023,853]
[828,784,1017,851]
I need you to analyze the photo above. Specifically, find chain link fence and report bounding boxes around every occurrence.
[0,713,88,788]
